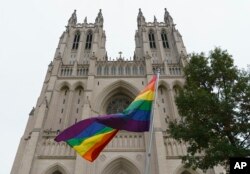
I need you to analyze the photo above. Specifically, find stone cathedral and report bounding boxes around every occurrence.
[11,9,224,174]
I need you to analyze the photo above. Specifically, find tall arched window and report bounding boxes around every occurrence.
[161,30,169,48]
[68,86,84,126]
[104,66,109,75]
[153,67,157,74]
[118,66,123,75]
[72,31,80,50]
[148,30,156,49]
[111,66,116,75]
[173,85,181,96]
[139,66,144,75]
[85,31,93,49]
[157,85,172,129]
[133,66,138,75]
[125,66,131,75]
[97,66,102,75]
[55,86,70,130]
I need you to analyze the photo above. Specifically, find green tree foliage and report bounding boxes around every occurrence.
[168,48,250,170]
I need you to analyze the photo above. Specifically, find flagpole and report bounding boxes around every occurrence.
[144,69,160,174]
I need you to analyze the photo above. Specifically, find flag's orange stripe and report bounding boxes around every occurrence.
[140,82,155,94]
[83,129,119,162]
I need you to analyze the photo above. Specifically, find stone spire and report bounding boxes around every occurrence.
[164,8,173,25]
[154,15,157,23]
[137,8,146,27]
[68,9,77,26]
[95,9,104,27]
[84,16,87,24]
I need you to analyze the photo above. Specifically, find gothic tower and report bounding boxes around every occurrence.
[11,9,222,174]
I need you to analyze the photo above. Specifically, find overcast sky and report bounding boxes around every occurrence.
[0,0,249,173]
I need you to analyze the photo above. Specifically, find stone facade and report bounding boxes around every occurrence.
[11,9,224,174]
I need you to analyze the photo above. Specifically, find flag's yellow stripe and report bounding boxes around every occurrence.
[134,90,154,101]
[73,130,115,156]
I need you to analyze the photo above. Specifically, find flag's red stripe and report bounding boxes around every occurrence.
[82,129,119,162]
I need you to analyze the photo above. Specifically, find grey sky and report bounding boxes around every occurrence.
[0,0,249,173]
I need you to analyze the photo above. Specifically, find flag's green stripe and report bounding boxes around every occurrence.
[123,100,152,113]
[66,127,114,147]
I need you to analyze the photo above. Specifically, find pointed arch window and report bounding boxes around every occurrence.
[173,85,181,96]
[104,66,109,75]
[111,66,116,75]
[72,31,80,50]
[161,30,169,48]
[125,66,131,75]
[118,66,123,75]
[133,66,138,75]
[139,66,144,75]
[148,30,156,49]
[85,31,93,50]
[64,89,68,95]
[97,66,102,75]
[153,67,157,74]
[106,95,132,114]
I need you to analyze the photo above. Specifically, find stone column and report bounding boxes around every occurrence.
[17,101,48,174]
[164,61,170,75]
[168,88,178,120]
[72,61,77,76]
[154,131,168,174]
[59,31,69,58]
[92,31,100,59]
[89,55,97,76]
[63,90,74,129]
[52,55,62,76]
[142,28,152,58]
[47,90,60,130]
[145,54,153,75]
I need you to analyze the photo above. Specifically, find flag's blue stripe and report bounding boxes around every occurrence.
[74,122,106,139]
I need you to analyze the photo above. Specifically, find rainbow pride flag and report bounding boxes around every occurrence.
[55,119,118,161]
[96,75,156,132]
[55,75,157,162]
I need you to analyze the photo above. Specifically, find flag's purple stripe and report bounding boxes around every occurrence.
[122,110,151,121]
[55,118,96,142]
[97,117,149,132]
[98,110,150,121]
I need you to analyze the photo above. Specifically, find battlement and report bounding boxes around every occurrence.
[58,59,183,77]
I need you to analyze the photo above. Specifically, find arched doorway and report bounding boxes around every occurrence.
[52,171,62,174]
[175,166,201,174]
[181,171,191,174]
[102,157,140,174]
[43,163,68,174]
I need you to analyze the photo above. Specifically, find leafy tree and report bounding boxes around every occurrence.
[168,48,250,170]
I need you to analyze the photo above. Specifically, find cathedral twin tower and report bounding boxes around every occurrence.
[11,9,216,174]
